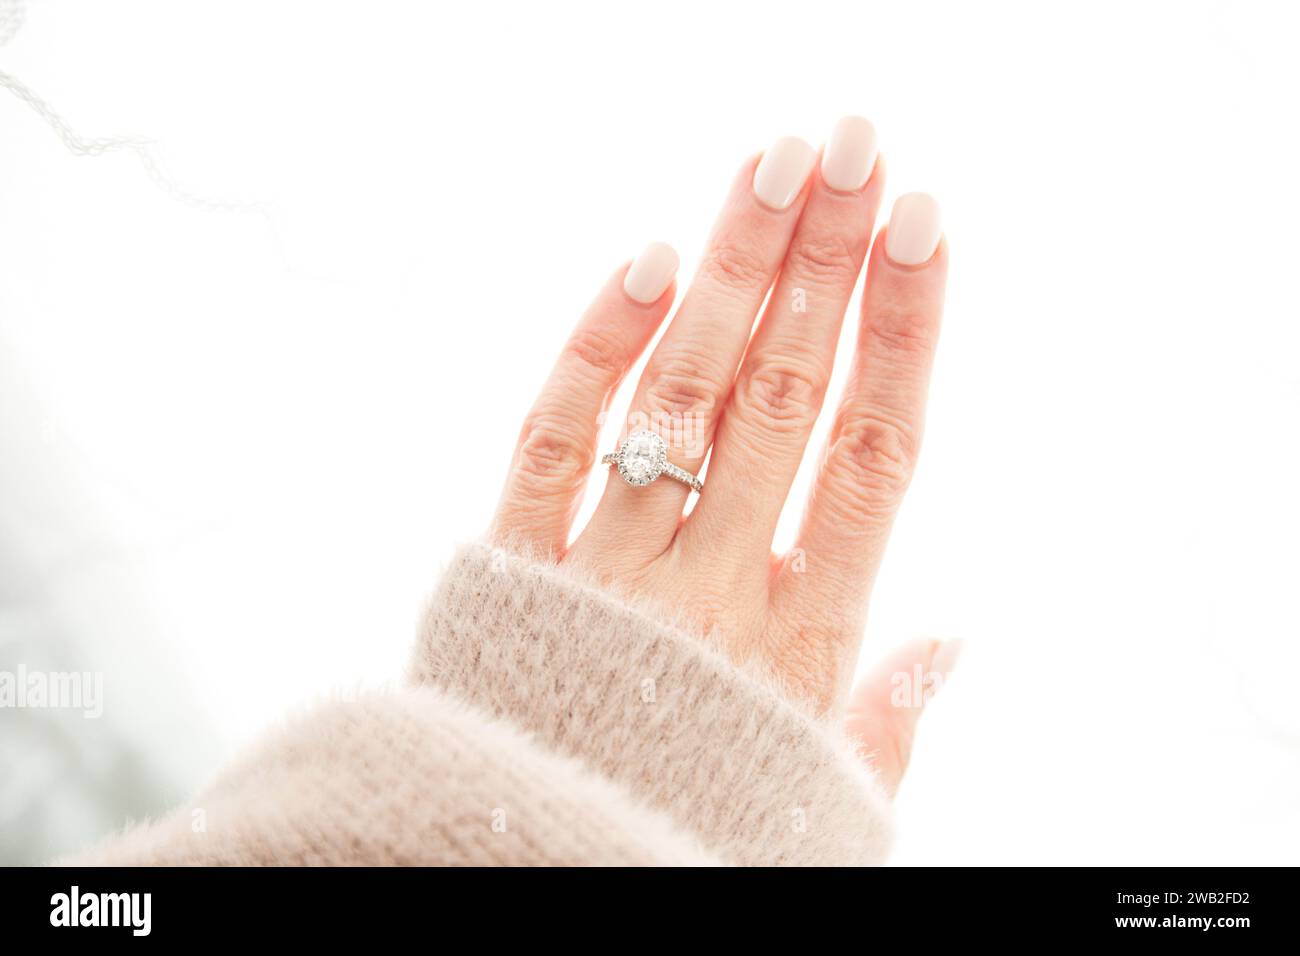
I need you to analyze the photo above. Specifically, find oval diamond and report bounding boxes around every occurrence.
[617,430,666,486]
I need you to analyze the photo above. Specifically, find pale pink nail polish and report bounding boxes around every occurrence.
[821,116,879,192]
[623,242,680,304]
[885,192,943,265]
[752,136,817,210]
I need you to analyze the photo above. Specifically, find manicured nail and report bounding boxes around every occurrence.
[885,192,943,265]
[623,242,680,304]
[821,115,879,192]
[752,136,817,210]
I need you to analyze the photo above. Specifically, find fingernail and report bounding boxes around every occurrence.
[752,136,817,210]
[623,242,680,304]
[885,192,943,265]
[929,638,963,678]
[821,116,879,192]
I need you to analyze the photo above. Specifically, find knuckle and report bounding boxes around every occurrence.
[825,410,917,511]
[734,354,828,432]
[786,233,862,285]
[513,412,594,489]
[700,239,771,293]
[641,353,723,422]
[866,302,939,356]
[762,625,840,714]
[562,326,628,381]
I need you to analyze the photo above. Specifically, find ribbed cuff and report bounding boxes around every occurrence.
[412,543,894,866]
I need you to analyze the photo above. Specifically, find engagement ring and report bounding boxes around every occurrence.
[601,430,703,493]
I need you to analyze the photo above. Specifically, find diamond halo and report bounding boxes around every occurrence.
[614,430,668,487]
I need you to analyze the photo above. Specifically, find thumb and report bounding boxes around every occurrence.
[844,637,962,796]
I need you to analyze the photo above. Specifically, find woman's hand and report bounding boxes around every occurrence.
[490,117,954,793]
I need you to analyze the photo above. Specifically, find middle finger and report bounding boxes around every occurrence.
[576,136,818,560]
[684,116,883,568]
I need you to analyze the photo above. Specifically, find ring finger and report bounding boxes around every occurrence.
[575,136,819,561]
[685,116,884,569]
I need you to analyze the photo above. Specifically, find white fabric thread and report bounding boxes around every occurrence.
[0,0,266,215]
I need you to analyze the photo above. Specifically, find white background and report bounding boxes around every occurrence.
[2,0,1298,864]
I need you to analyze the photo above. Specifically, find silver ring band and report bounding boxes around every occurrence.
[602,430,703,493]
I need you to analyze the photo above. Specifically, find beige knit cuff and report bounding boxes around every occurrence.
[412,543,895,866]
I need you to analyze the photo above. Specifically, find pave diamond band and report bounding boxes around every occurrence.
[601,430,703,493]
[658,460,703,493]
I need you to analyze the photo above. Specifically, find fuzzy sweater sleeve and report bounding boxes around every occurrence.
[72,543,893,866]
[410,543,894,866]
